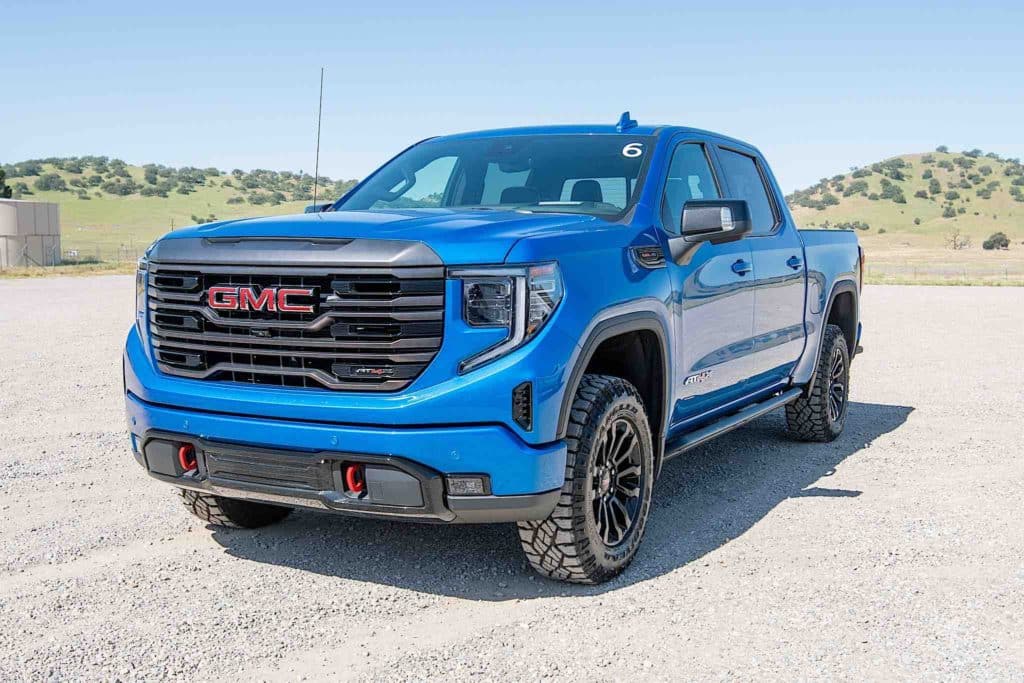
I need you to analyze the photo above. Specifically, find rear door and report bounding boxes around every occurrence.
[662,139,756,433]
[716,147,806,388]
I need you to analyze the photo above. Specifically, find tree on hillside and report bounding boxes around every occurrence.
[983,232,1010,250]
[936,145,949,153]
[922,169,933,179]
[0,169,11,198]
[34,173,67,192]
[945,229,971,249]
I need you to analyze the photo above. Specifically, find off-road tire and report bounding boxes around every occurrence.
[785,323,850,442]
[517,374,654,584]
[180,489,292,529]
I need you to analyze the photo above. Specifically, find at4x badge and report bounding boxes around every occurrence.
[684,370,713,386]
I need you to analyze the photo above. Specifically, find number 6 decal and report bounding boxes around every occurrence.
[622,142,643,158]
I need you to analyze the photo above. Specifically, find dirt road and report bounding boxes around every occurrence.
[1,278,1022,680]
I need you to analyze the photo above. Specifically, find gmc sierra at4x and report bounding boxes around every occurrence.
[125,113,862,584]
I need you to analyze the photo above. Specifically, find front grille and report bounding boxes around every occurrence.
[147,263,445,391]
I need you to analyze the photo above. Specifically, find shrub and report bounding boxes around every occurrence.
[964,148,983,158]
[34,173,67,191]
[844,179,869,197]
[913,217,921,225]
[914,190,929,199]
[979,165,993,176]
[868,193,880,201]
[982,232,1010,250]
[929,178,942,194]
[821,192,839,206]
[921,154,934,164]
[878,227,887,234]
[226,196,245,204]
[945,190,960,200]
[922,169,933,179]
[943,205,957,218]
[851,168,872,178]
[937,160,954,170]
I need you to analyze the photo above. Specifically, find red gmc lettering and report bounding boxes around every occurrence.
[207,286,239,309]
[239,287,277,312]
[276,288,315,313]
[207,286,315,313]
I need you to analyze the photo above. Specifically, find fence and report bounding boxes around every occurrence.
[865,263,1024,284]
[59,244,148,265]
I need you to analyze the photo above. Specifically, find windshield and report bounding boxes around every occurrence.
[335,134,654,217]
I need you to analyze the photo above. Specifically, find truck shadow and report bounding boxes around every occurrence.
[210,401,912,600]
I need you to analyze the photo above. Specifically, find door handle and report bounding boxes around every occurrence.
[786,255,803,270]
[731,259,752,276]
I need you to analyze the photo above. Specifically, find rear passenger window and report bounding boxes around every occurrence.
[717,149,778,235]
[661,143,719,232]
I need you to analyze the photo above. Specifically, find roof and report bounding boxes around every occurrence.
[434,123,758,152]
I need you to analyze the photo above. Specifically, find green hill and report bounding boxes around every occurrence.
[786,149,1024,248]
[2,157,357,260]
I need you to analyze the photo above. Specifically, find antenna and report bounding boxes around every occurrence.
[312,67,325,210]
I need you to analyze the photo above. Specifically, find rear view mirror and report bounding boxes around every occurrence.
[680,199,751,244]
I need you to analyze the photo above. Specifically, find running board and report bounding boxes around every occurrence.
[663,388,803,460]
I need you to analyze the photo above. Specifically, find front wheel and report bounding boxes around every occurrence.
[180,489,292,529]
[517,374,654,584]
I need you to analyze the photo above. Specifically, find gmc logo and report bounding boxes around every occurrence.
[207,286,316,314]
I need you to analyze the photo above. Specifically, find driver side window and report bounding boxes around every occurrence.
[661,143,720,232]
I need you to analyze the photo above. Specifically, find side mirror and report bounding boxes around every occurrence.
[304,202,333,214]
[680,199,751,244]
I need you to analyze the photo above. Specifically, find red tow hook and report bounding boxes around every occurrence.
[177,444,197,473]
[343,463,365,494]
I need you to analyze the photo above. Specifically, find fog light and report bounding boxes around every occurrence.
[446,475,490,496]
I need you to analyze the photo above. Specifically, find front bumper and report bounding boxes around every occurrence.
[126,392,565,523]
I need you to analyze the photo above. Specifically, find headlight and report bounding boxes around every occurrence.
[451,263,563,373]
[135,255,148,333]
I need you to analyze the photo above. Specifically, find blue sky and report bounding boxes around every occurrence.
[3,0,1021,191]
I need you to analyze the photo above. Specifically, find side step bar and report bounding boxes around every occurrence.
[664,388,803,460]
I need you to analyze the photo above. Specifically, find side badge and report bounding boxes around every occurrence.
[684,370,713,386]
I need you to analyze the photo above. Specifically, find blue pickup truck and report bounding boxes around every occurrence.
[125,114,862,584]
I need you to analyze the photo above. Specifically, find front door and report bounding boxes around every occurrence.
[661,141,756,434]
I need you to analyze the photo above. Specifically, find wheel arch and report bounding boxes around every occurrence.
[805,279,859,391]
[557,309,671,476]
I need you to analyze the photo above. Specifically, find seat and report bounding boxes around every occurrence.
[500,186,540,204]
[570,179,603,203]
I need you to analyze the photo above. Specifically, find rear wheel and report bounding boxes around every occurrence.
[785,323,850,442]
[517,374,654,584]
[180,489,292,529]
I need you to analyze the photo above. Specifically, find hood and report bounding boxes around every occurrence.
[159,208,607,264]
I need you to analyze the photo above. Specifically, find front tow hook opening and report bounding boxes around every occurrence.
[177,444,197,473]
[343,463,366,497]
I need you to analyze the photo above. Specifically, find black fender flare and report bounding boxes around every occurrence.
[556,310,672,474]
[806,279,859,390]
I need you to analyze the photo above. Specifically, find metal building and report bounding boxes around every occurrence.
[0,199,61,268]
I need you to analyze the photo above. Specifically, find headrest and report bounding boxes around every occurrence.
[570,179,603,203]
[500,186,539,204]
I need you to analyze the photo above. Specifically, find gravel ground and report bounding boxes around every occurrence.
[1,278,1022,681]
